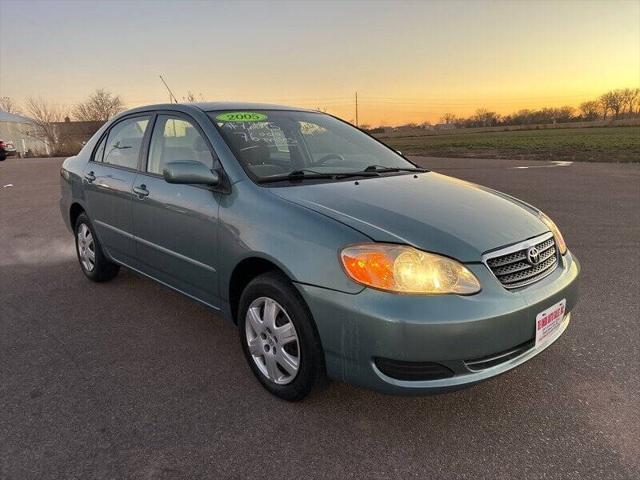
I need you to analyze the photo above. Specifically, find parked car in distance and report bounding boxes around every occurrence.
[0,139,17,160]
[59,102,580,400]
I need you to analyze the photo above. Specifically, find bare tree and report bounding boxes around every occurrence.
[556,106,575,123]
[72,88,124,122]
[0,96,21,114]
[599,90,624,119]
[408,87,639,129]
[503,109,534,125]
[579,101,601,120]
[619,88,639,115]
[611,90,625,118]
[599,92,612,120]
[182,91,203,103]
[471,108,500,127]
[439,113,457,124]
[24,97,68,154]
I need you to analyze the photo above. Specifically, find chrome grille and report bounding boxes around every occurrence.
[484,233,559,289]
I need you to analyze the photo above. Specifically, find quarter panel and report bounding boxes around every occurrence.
[60,155,91,231]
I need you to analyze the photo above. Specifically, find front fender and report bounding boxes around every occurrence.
[217,181,369,302]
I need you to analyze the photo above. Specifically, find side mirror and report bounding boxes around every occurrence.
[163,161,220,186]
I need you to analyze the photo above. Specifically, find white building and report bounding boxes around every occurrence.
[0,110,45,156]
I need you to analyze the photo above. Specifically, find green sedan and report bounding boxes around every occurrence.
[59,103,579,400]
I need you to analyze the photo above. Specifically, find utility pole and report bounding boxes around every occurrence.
[355,91,359,127]
[159,74,178,103]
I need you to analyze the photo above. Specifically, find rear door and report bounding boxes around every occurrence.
[83,114,151,264]
[130,113,223,308]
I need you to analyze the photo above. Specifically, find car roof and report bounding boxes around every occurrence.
[122,101,316,116]
[193,101,316,113]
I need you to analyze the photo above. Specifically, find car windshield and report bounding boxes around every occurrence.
[208,110,420,183]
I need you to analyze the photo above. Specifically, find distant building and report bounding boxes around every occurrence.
[435,123,456,130]
[0,110,43,156]
[52,119,104,155]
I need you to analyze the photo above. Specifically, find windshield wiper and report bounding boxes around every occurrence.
[363,164,428,173]
[258,169,380,184]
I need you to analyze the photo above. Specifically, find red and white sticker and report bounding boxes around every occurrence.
[535,299,567,347]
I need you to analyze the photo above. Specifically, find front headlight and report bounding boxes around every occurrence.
[340,244,481,294]
[539,212,567,255]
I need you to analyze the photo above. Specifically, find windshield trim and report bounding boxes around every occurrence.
[206,109,428,187]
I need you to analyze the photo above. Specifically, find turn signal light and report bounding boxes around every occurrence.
[340,244,481,295]
[539,212,567,255]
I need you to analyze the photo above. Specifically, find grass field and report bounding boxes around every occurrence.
[377,126,640,162]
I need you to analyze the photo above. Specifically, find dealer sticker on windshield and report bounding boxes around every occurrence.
[215,112,268,122]
[535,298,567,348]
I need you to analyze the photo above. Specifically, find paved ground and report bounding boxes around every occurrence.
[1,156,638,480]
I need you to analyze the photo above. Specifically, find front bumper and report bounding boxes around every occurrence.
[296,251,580,395]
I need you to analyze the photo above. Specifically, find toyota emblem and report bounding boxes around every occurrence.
[527,246,541,266]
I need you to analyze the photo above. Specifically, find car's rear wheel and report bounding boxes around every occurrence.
[74,213,119,282]
[238,271,325,401]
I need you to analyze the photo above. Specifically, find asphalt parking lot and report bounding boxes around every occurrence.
[1,156,638,480]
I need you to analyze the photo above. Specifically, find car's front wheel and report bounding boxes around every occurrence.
[74,213,120,282]
[238,272,325,401]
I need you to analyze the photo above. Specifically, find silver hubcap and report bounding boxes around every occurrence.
[77,223,96,272]
[245,297,300,385]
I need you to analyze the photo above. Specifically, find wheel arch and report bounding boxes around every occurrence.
[229,255,328,391]
[228,256,291,324]
[69,202,86,229]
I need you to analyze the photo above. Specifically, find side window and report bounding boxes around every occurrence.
[92,134,107,162]
[147,115,215,175]
[103,116,150,169]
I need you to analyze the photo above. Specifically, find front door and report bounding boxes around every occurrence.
[83,114,151,264]
[130,114,222,308]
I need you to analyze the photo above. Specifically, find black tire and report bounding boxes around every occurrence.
[238,271,325,401]
[0,153,6,161]
[74,213,120,282]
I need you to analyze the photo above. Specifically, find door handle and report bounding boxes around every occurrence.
[133,185,149,197]
[84,171,96,183]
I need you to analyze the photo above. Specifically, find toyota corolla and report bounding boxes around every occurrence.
[59,102,580,400]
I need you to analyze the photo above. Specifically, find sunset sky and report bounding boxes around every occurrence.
[0,0,638,125]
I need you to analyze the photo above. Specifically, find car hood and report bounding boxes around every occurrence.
[270,172,548,262]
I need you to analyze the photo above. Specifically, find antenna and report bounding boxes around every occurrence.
[159,75,178,103]
[355,91,359,127]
